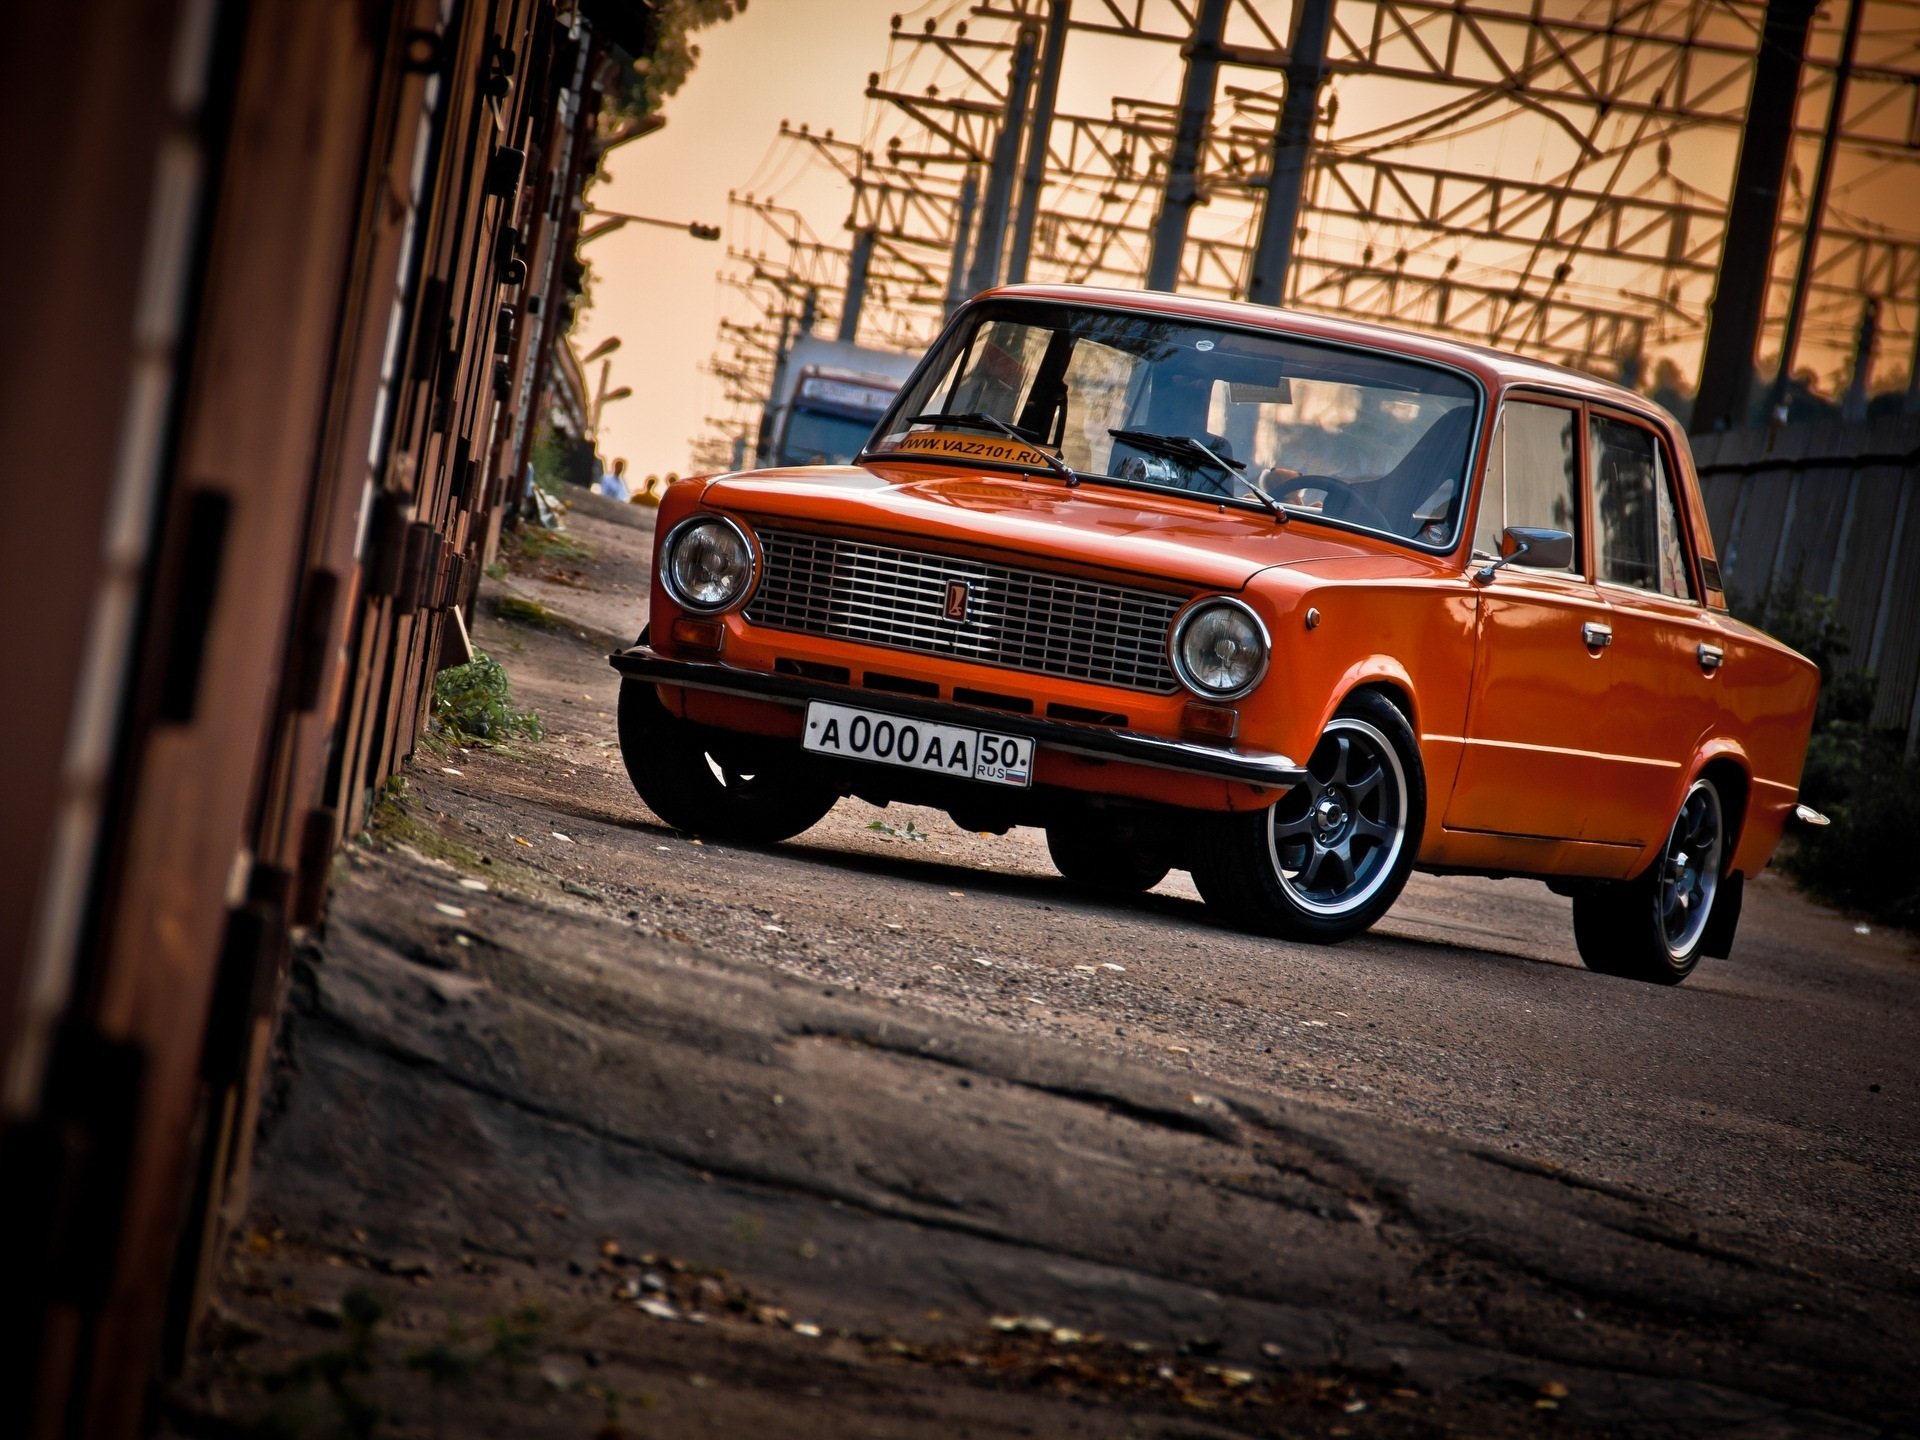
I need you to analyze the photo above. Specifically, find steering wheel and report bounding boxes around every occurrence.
[1269,473,1397,533]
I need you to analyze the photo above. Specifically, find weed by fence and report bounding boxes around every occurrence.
[1740,580,1920,930]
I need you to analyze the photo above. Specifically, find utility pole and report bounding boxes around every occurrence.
[1907,293,1920,415]
[1841,297,1879,421]
[839,227,877,341]
[945,166,982,316]
[964,24,1041,299]
[1007,0,1071,285]
[1692,0,1818,432]
[1766,0,1865,420]
[1246,0,1334,306]
[1146,0,1228,293]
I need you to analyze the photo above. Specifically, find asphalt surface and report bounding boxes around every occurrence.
[516,492,1920,1279]
[171,489,1920,1438]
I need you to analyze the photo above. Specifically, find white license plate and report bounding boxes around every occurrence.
[802,701,1033,788]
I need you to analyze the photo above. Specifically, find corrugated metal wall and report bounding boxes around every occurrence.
[0,1,627,1432]
[1695,415,1920,749]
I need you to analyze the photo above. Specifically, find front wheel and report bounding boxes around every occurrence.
[1191,690,1424,942]
[618,680,837,843]
[1572,777,1725,985]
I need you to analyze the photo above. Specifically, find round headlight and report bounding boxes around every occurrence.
[662,515,756,612]
[1172,598,1269,699]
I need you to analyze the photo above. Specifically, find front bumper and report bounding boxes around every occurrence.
[608,645,1306,789]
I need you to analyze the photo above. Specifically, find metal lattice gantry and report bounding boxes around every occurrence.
[695,0,1920,462]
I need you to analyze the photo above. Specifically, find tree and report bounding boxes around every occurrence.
[607,0,747,126]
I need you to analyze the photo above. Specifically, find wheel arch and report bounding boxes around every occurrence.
[1695,745,1752,874]
[1325,659,1420,739]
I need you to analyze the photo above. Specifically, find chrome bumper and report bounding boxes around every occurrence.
[608,646,1306,789]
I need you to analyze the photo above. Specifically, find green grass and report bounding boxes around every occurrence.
[432,651,544,743]
[493,595,564,632]
[507,526,591,564]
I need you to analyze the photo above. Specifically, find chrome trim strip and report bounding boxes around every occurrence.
[608,646,1305,788]
[1425,734,1682,769]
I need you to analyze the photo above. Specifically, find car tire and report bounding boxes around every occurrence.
[1045,823,1171,893]
[1191,690,1424,942]
[617,678,837,843]
[1571,776,1725,985]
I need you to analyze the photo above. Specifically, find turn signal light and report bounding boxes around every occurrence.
[1180,702,1238,741]
[671,617,724,652]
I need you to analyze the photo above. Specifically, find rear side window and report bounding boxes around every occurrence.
[1591,416,1694,600]
[1474,400,1580,570]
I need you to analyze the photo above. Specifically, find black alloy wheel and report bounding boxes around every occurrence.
[1573,776,1726,984]
[1192,690,1424,942]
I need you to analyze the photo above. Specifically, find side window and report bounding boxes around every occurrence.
[1474,400,1579,569]
[1591,416,1694,599]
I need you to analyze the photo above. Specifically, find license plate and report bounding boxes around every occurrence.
[802,701,1033,788]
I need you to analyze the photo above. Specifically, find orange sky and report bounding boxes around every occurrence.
[576,0,893,482]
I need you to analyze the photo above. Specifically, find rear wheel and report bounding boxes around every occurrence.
[618,679,837,843]
[1191,690,1423,942]
[1572,777,1724,985]
[1045,822,1171,893]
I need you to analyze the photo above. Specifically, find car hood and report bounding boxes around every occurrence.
[698,462,1389,591]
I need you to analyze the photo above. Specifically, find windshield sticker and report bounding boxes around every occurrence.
[891,430,1057,468]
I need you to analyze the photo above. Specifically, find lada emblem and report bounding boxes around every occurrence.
[943,579,971,622]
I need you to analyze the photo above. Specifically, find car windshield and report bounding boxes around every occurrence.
[867,300,1481,547]
[781,407,875,466]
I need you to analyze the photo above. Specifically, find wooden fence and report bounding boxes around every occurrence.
[1693,414,1920,750]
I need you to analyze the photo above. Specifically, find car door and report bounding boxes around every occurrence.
[1444,395,1619,842]
[1580,410,1725,846]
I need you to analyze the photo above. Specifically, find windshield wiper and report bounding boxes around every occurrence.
[906,411,1079,487]
[1107,428,1284,522]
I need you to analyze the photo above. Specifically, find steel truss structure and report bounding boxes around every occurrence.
[698,0,1920,459]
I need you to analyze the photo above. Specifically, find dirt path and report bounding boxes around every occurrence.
[168,490,1920,1439]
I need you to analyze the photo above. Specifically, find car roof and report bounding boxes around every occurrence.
[978,283,1673,425]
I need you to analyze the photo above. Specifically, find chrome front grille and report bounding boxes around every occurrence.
[745,528,1187,693]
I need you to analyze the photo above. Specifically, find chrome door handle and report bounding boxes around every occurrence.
[1582,621,1612,648]
[1698,642,1724,672]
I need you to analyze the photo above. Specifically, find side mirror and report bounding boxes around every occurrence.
[1476,526,1574,583]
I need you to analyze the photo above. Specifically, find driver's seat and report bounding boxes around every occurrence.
[1373,406,1474,536]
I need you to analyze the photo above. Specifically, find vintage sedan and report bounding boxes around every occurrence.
[610,285,1820,984]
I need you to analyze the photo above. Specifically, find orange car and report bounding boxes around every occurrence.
[611,284,1821,984]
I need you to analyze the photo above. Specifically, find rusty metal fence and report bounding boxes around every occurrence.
[1693,415,1920,750]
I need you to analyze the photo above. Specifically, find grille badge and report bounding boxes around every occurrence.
[943,579,971,623]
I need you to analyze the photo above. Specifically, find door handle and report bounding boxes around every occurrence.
[1582,621,1612,648]
[1698,642,1724,672]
